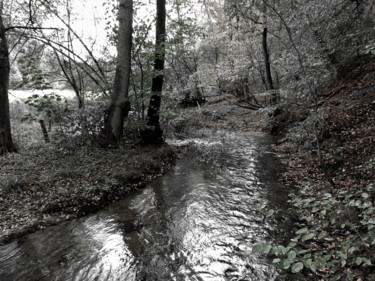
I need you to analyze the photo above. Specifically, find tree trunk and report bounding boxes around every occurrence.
[0,10,16,155]
[141,0,166,145]
[262,27,274,91]
[103,0,133,146]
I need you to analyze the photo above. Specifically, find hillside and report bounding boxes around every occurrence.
[269,55,375,280]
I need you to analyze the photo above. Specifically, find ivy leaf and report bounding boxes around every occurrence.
[287,250,297,261]
[362,193,369,199]
[332,274,343,281]
[355,257,363,266]
[262,244,272,254]
[281,259,292,270]
[302,232,315,241]
[362,258,372,266]
[291,262,304,273]
[304,258,313,269]
[266,209,275,217]
[279,245,288,255]
[296,228,308,235]
[252,243,264,254]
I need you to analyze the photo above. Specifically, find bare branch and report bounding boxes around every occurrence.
[5,26,59,32]
[39,0,107,82]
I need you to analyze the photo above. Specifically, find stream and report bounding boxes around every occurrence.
[0,131,292,281]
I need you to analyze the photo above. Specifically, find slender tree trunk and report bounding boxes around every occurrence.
[0,10,16,155]
[141,0,166,145]
[103,0,133,146]
[262,27,274,91]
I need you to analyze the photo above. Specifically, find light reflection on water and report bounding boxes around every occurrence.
[0,131,291,281]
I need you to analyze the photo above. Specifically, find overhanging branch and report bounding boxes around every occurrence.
[5,26,59,32]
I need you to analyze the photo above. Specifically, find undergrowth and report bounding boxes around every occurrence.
[253,184,375,280]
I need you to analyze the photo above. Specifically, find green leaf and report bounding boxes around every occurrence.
[279,245,288,255]
[324,193,332,198]
[296,228,308,235]
[362,258,372,266]
[338,252,347,260]
[290,235,300,242]
[302,232,315,241]
[252,243,264,254]
[262,244,272,254]
[355,257,363,266]
[272,258,281,264]
[332,274,343,281]
[287,251,297,260]
[310,261,317,273]
[291,262,304,273]
[317,256,327,270]
[323,254,332,261]
[304,258,313,269]
[362,193,369,199]
[266,209,275,217]
[281,259,292,270]
[348,246,358,254]
[347,273,355,281]
[269,246,279,255]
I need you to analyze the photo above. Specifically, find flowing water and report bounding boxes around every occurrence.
[0,131,292,281]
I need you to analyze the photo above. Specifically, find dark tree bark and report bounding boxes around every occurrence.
[141,0,166,145]
[262,27,274,91]
[103,0,133,146]
[0,9,16,155]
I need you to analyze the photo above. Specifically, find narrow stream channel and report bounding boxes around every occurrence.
[0,131,292,281]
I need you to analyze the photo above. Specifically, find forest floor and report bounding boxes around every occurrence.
[0,141,186,245]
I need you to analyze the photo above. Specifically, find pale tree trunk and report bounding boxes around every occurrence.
[103,0,133,145]
[141,0,166,145]
[0,7,16,155]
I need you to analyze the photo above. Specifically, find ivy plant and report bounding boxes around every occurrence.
[252,183,375,280]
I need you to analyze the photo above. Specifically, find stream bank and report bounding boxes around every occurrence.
[266,56,375,280]
[0,142,184,245]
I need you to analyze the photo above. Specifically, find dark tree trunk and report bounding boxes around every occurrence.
[39,120,50,143]
[0,11,16,155]
[102,0,133,146]
[262,27,274,91]
[141,0,166,145]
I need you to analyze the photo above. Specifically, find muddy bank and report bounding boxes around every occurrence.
[0,141,186,245]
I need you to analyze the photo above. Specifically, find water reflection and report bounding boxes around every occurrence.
[0,131,290,281]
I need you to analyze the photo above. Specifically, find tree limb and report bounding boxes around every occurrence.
[5,26,59,32]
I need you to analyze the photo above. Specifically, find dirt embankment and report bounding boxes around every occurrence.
[266,56,375,280]
[271,55,375,192]
[0,141,185,245]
